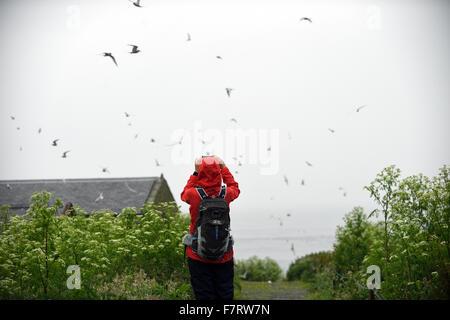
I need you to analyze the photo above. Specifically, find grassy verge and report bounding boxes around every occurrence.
[235,280,310,300]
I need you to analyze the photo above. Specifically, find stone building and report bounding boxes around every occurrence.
[0,174,175,216]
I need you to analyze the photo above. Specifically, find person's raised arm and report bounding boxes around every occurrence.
[180,158,201,204]
[214,155,240,203]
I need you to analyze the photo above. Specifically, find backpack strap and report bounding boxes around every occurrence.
[218,185,227,199]
[196,186,226,199]
[195,187,209,200]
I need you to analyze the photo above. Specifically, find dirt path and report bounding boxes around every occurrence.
[236,280,310,300]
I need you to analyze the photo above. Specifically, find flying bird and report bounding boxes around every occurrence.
[305,161,313,167]
[129,0,142,7]
[278,217,283,227]
[286,213,291,217]
[101,167,110,173]
[283,175,289,186]
[216,56,222,60]
[155,159,161,167]
[125,182,137,193]
[230,118,238,123]
[165,136,184,147]
[102,52,118,67]
[128,44,140,54]
[225,88,233,97]
[267,146,271,152]
[328,128,335,133]
[62,151,70,158]
[124,112,131,118]
[134,133,138,139]
[150,138,156,143]
[16,127,20,130]
[186,33,191,41]
[10,116,15,120]
[291,243,296,256]
[356,105,367,112]
[301,179,305,186]
[299,17,312,23]
[52,139,59,146]
[95,192,104,202]
[38,128,42,134]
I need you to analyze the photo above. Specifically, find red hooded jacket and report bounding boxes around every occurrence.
[180,158,240,263]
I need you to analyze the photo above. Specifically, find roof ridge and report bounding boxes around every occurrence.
[0,177,159,184]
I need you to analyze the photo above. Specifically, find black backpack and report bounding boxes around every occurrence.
[189,185,232,261]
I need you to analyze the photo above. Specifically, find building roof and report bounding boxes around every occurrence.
[0,176,173,215]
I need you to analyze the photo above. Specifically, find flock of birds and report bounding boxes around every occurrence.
[8,117,74,159]
[6,3,371,259]
[113,2,368,261]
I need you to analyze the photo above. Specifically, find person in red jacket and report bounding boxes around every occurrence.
[181,155,240,300]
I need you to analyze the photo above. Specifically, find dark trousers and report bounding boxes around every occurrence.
[187,258,234,300]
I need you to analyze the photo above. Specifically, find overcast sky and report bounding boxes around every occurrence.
[1,0,449,238]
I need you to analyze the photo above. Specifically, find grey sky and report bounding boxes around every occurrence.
[1,0,449,241]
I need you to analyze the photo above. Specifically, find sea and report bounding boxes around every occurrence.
[231,226,336,275]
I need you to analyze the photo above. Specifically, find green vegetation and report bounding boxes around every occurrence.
[0,192,194,299]
[287,251,334,283]
[235,256,283,282]
[235,279,309,300]
[2,163,448,300]
[287,165,449,300]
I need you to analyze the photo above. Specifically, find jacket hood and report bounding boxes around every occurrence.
[197,157,222,190]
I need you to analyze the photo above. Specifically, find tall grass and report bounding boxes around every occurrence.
[287,165,449,300]
[0,193,194,299]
